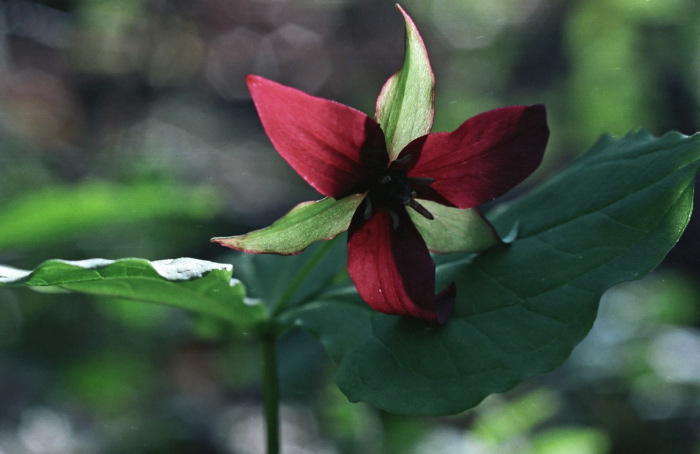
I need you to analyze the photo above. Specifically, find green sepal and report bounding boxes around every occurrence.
[213,195,364,255]
[408,200,501,253]
[375,5,435,160]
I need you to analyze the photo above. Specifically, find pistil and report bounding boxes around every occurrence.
[365,164,434,226]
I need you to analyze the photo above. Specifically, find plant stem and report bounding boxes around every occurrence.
[261,333,280,454]
[261,236,340,452]
[273,236,338,316]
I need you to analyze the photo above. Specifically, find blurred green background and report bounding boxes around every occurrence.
[1,0,699,452]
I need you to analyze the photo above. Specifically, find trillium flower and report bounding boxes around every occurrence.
[213,6,549,324]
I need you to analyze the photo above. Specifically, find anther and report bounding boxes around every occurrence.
[408,176,435,186]
[389,210,400,229]
[363,197,373,220]
[409,200,434,220]
[392,153,413,166]
[378,175,392,184]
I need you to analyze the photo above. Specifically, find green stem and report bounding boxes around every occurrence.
[261,237,340,452]
[273,236,338,316]
[261,333,280,454]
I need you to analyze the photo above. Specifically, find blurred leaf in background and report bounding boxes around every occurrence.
[0,180,219,254]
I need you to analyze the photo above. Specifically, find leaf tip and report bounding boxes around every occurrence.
[394,3,414,26]
[211,236,241,251]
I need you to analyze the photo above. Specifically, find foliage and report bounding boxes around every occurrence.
[3,131,699,417]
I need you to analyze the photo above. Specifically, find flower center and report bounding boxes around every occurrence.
[364,163,434,228]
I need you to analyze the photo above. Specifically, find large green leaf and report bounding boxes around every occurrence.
[375,5,434,160]
[0,258,266,326]
[227,238,347,315]
[288,130,700,415]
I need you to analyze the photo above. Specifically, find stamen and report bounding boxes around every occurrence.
[363,197,373,220]
[389,210,400,229]
[409,200,434,220]
[378,175,392,184]
[408,176,435,186]
[392,153,413,166]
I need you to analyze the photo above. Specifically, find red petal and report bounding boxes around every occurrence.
[402,105,549,208]
[247,75,388,198]
[347,204,455,323]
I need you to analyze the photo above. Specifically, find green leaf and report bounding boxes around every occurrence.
[213,196,363,255]
[375,5,434,160]
[0,180,220,252]
[408,201,500,253]
[289,130,700,415]
[0,258,265,326]
[228,238,347,314]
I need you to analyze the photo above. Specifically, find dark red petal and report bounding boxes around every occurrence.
[247,75,388,199]
[402,104,549,208]
[347,204,455,323]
